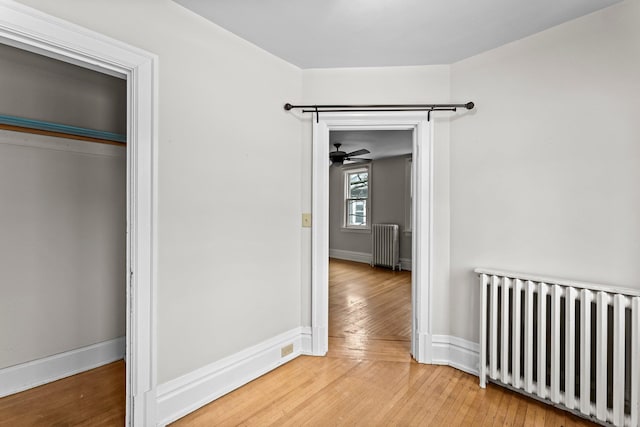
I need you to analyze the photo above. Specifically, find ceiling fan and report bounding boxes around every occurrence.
[329,143,371,166]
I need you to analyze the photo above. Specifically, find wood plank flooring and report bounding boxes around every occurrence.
[0,360,124,426]
[328,259,412,363]
[173,259,597,427]
[0,259,597,426]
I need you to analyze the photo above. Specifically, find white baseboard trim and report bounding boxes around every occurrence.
[300,326,313,355]
[329,248,371,264]
[329,249,412,271]
[400,258,412,271]
[431,335,479,376]
[0,336,125,398]
[413,332,431,364]
[156,327,306,426]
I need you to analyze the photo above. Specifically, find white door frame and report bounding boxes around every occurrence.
[0,2,158,425]
[311,111,434,363]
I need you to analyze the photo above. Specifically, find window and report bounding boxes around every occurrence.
[344,167,370,229]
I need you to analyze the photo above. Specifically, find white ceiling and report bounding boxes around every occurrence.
[174,0,620,68]
[330,130,412,160]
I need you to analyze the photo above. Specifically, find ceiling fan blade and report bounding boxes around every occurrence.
[346,148,370,157]
[345,158,372,164]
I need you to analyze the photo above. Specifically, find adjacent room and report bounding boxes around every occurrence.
[0,0,638,425]
[327,130,413,360]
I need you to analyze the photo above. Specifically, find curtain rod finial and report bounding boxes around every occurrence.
[284,103,293,111]
[465,102,475,110]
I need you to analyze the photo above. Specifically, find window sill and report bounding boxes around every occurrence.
[341,227,371,234]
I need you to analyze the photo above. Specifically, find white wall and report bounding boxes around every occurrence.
[301,66,451,334]
[15,0,304,384]
[0,43,126,134]
[0,131,126,368]
[450,0,640,342]
[17,0,637,389]
[329,155,412,260]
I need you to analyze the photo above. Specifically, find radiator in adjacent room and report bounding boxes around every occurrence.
[371,224,400,270]
[476,268,640,426]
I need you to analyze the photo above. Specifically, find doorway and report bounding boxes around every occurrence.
[0,41,127,423]
[310,111,435,364]
[327,130,414,359]
[0,3,157,425]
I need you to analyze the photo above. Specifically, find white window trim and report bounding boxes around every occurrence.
[342,165,371,230]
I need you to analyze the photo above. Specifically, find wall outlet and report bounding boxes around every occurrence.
[281,343,294,357]
[302,213,312,228]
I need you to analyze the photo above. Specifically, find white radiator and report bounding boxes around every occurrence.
[476,268,640,426]
[371,224,400,271]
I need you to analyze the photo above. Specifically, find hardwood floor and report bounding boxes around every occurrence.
[0,360,125,426]
[0,259,597,426]
[173,259,596,427]
[328,258,412,362]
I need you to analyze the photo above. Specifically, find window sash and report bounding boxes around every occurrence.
[347,172,368,199]
[346,198,367,226]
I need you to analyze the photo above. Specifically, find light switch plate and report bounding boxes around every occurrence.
[302,213,312,227]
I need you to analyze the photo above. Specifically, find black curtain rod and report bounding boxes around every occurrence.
[300,108,457,113]
[284,102,474,122]
[285,102,474,111]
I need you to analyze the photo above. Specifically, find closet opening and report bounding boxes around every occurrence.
[0,5,158,423]
[0,42,128,425]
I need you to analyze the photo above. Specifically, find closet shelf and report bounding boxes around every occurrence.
[0,114,126,145]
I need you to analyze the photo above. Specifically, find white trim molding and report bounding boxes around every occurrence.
[312,112,433,362]
[0,2,159,425]
[339,227,371,234]
[342,165,371,230]
[156,328,308,426]
[300,326,313,355]
[431,335,480,376]
[329,248,371,264]
[0,337,125,398]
